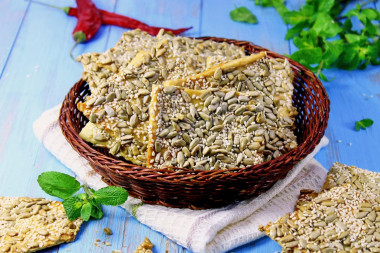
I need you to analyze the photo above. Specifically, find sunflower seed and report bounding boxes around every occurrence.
[199,112,210,121]
[189,138,200,150]
[106,92,116,102]
[94,96,106,106]
[130,114,138,127]
[173,139,186,147]
[307,244,320,251]
[204,96,213,107]
[234,106,246,116]
[158,128,170,138]
[177,152,185,166]
[166,130,178,138]
[356,212,369,219]
[210,125,223,132]
[163,86,177,94]
[214,68,222,79]
[200,91,212,100]
[104,105,115,116]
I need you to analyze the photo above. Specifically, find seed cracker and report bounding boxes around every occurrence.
[147,54,298,170]
[0,197,83,252]
[259,163,380,252]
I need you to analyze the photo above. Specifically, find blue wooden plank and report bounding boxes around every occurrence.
[201,0,290,54]
[0,0,29,77]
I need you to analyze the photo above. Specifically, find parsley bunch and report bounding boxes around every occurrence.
[37,171,128,221]
[233,0,380,81]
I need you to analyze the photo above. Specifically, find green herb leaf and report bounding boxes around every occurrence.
[283,11,309,25]
[37,172,81,199]
[230,6,258,24]
[81,201,92,221]
[337,44,361,70]
[312,13,342,38]
[252,0,380,77]
[62,196,83,220]
[317,0,335,13]
[318,72,335,82]
[254,0,277,7]
[93,186,128,206]
[322,40,344,67]
[355,119,374,131]
[290,47,322,66]
[285,22,308,40]
[89,199,103,220]
[361,8,380,20]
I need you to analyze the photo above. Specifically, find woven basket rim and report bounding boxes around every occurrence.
[59,36,330,184]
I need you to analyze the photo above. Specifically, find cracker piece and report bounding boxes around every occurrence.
[164,52,297,119]
[260,183,380,252]
[260,163,380,252]
[0,197,83,252]
[323,162,380,194]
[147,78,298,169]
[134,237,154,253]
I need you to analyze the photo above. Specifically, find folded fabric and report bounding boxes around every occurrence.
[33,105,329,253]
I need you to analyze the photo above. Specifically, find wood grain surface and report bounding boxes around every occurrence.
[0,0,379,252]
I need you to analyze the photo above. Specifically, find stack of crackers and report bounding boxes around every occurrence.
[76,29,298,170]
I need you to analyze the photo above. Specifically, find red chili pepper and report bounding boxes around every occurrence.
[70,0,102,59]
[31,1,191,36]
[69,8,192,36]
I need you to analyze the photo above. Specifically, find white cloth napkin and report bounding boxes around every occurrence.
[33,105,329,253]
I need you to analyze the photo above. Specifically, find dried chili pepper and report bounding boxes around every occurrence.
[32,1,191,36]
[70,0,102,59]
[70,8,192,36]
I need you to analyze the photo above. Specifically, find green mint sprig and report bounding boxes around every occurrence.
[230,6,258,24]
[355,118,374,131]
[37,171,128,221]
[232,0,380,81]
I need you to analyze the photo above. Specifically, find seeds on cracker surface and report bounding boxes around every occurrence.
[259,163,380,253]
[78,30,246,165]
[0,197,83,253]
[77,29,298,170]
[134,237,154,253]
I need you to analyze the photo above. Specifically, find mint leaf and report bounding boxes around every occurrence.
[285,22,308,40]
[317,0,334,13]
[337,44,361,70]
[89,199,103,219]
[361,8,380,20]
[283,11,309,25]
[254,0,277,7]
[62,196,83,220]
[230,6,258,24]
[318,72,335,82]
[355,119,374,131]
[290,47,322,66]
[312,13,342,38]
[322,40,344,67]
[38,172,81,199]
[344,34,365,44]
[93,186,128,206]
[81,202,92,221]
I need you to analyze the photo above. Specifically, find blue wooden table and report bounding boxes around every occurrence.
[0,0,379,252]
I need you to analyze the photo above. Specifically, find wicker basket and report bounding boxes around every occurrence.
[59,37,329,209]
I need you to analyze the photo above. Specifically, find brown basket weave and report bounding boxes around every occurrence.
[59,37,329,209]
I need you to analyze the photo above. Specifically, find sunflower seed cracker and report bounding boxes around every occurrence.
[0,197,83,253]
